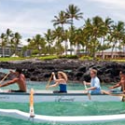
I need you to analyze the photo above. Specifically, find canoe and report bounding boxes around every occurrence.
[0,90,123,103]
[0,109,125,124]
[0,89,124,124]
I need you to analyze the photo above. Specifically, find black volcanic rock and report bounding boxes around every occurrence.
[0,59,124,84]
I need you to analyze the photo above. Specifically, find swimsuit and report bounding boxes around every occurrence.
[53,84,67,93]
[10,90,26,92]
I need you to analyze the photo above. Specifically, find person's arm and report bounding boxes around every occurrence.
[52,72,65,83]
[86,86,96,91]
[0,78,18,88]
[109,82,121,89]
[52,72,56,81]
[48,82,59,88]
[10,70,16,75]
[83,81,91,86]
[85,78,99,91]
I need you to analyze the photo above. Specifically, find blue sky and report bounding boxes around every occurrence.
[0,0,125,44]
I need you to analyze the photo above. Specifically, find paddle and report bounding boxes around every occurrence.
[0,73,9,84]
[101,90,125,102]
[83,81,91,100]
[45,74,53,89]
[101,90,125,97]
[29,88,35,118]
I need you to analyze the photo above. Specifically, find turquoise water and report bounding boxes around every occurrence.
[0,82,125,125]
[0,101,125,125]
[0,68,125,124]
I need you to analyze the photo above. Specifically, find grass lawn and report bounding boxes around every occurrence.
[0,57,29,61]
[111,59,125,62]
[0,56,58,61]
[0,56,125,62]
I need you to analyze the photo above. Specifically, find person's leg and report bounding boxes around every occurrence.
[59,91,67,93]
[9,90,25,92]
[53,90,60,93]
[101,90,111,95]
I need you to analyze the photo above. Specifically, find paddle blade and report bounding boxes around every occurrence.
[45,74,52,90]
[29,88,35,117]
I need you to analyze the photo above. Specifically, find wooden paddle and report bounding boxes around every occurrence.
[83,81,91,100]
[45,74,53,89]
[29,88,35,118]
[0,73,9,84]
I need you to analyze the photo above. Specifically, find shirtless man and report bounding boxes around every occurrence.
[109,70,125,93]
[0,69,27,92]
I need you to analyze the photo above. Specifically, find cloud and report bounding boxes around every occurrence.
[3,0,56,4]
[88,0,125,9]
[0,6,54,38]
[0,0,125,45]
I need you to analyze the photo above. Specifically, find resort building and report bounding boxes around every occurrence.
[95,48,125,59]
[0,45,23,57]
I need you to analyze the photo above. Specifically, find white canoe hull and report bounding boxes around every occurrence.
[0,109,125,124]
[0,90,123,103]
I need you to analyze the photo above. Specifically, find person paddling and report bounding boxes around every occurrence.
[47,71,68,93]
[0,69,27,92]
[83,69,101,94]
[109,70,125,94]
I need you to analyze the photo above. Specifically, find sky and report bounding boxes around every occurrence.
[0,0,125,45]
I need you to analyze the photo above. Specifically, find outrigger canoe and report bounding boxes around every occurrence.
[0,89,125,124]
[1,109,125,124]
[0,90,124,102]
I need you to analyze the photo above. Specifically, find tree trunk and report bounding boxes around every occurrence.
[76,43,80,55]
[2,47,5,57]
[65,40,68,56]
[70,18,73,55]
[111,41,117,59]
[101,37,105,60]
[15,45,17,55]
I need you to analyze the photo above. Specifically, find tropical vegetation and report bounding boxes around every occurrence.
[0,4,125,60]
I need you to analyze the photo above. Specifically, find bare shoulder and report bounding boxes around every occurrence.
[20,74,25,78]
[59,78,66,83]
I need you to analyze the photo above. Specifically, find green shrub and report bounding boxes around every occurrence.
[80,56,93,61]
[39,55,58,60]
[59,55,78,59]
[0,57,25,61]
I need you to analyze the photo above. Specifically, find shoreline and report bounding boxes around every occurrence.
[0,59,124,84]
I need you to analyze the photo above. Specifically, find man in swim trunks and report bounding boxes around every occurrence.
[109,70,125,94]
[0,69,27,92]
[84,69,101,94]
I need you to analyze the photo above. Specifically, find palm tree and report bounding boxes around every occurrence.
[6,29,14,55]
[27,38,36,56]
[0,33,6,57]
[66,4,83,55]
[62,30,69,55]
[52,11,71,55]
[66,4,83,26]
[12,32,22,55]
[6,29,13,41]
[52,11,71,28]
[110,21,125,59]
[101,18,113,59]
[44,29,54,52]
[53,26,63,44]
[83,16,107,58]
[33,34,46,56]
[72,28,84,55]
